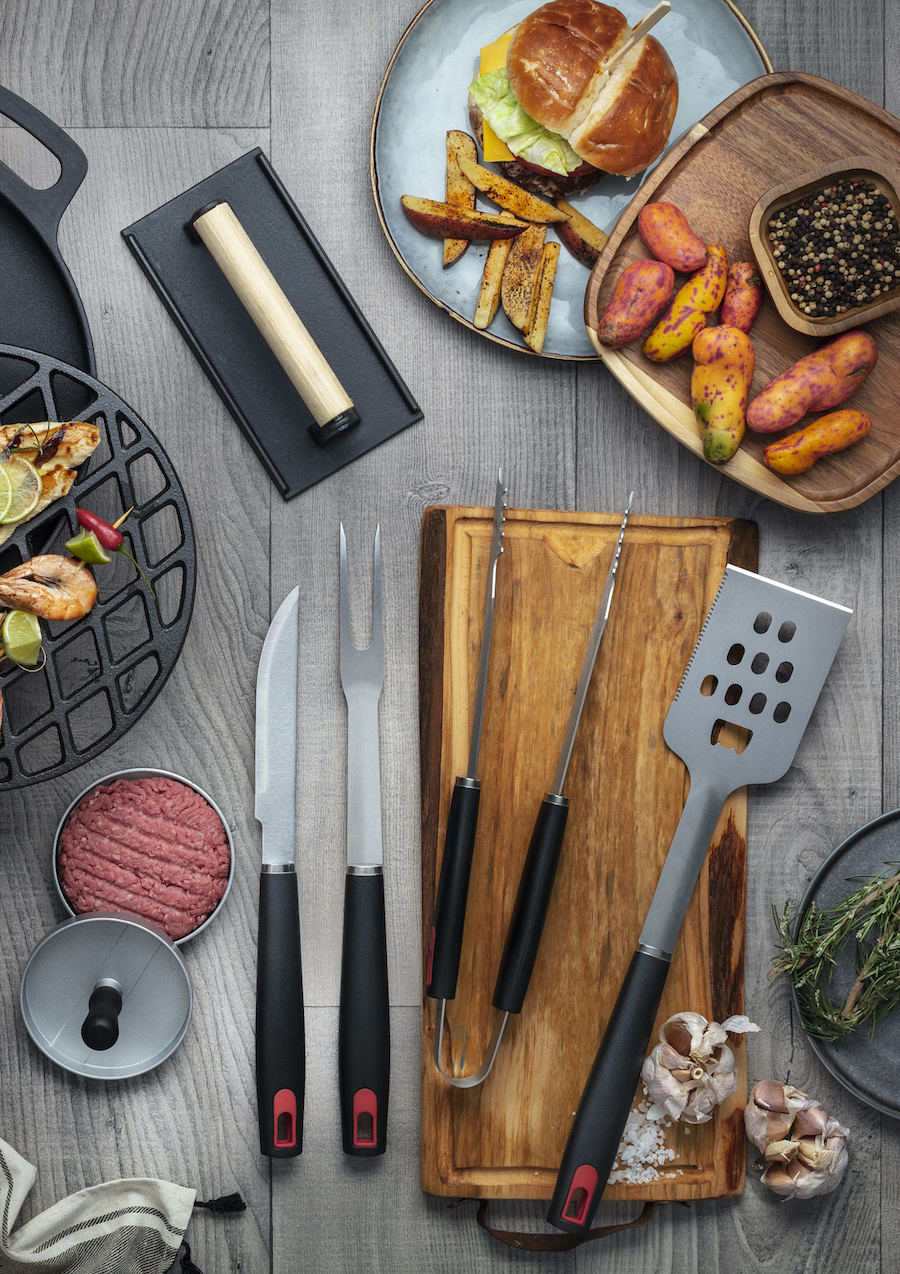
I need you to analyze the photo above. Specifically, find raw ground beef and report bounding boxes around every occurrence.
[58,776,231,939]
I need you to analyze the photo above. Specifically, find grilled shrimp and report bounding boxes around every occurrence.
[0,555,97,620]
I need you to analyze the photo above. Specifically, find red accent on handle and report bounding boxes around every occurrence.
[425,927,436,986]
[560,1165,599,1227]
[352,1088,378,1146]
[273,1089,297,1148]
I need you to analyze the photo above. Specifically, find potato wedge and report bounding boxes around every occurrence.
[450,143,569,224]
[401,195,526,240]
[554,198,609,268]
[474,238,513,330]
[444,131,477,268]
[525,243,560,353]
[501,224,547,331]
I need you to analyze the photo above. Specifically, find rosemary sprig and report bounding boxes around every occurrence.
[770,861,900,1042]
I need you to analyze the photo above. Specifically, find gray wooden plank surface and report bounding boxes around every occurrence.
[1,0,899,1270]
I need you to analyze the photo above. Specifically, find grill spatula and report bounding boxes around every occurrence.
[549,564,852,1233]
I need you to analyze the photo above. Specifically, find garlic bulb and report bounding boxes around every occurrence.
[744,1080,849,1199]
[640,1011,761,1124]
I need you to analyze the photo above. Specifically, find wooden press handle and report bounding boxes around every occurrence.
[191,201,355,433]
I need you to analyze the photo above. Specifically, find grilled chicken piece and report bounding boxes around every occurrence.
[0,422,101,545]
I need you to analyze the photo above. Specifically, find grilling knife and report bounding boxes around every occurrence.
[255,585,305,1157]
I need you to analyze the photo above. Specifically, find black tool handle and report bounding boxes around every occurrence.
[425,776,481,1001]
[256,869,305,1157]
[492,794,569,1014]
[339,870,390,1156]
[81,983,122,1051]
[547,948,671,1232]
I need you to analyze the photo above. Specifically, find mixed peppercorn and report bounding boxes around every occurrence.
[767,178,900,318]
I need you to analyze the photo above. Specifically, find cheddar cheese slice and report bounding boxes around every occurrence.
[478,32,515,162]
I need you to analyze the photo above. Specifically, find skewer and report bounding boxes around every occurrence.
[605,0,671,76]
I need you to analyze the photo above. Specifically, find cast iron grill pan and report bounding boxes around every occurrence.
[0,344,195,789]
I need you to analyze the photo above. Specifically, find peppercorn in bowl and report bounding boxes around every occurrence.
[749,155,900,337]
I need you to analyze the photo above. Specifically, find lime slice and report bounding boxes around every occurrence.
[0,456,42,524]
[2,609,43,668]
[0,463,12,522]
[65,528,113,565]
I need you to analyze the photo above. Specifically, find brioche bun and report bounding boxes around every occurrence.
[507,0,678,178]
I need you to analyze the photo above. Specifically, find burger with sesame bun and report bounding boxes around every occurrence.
[468,0,679,199]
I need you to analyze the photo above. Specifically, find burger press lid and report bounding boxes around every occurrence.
[20,912,192,1079]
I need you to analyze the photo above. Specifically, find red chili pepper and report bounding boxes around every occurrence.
[74,506,155,600]
[76,508,124,551]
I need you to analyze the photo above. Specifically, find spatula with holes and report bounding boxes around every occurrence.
[548,564,852,1233]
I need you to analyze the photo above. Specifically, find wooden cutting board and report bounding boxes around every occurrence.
[419,505,759,1202]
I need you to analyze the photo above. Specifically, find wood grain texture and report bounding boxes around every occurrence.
[0,0,896,1268]
[419,507,758,1201]
[585,74,900,512]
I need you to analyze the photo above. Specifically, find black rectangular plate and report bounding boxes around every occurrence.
[122,149,422,498]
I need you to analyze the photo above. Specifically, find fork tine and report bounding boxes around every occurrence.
[339,522,353,665]
[340,524,384,684]
[371,525,384,663]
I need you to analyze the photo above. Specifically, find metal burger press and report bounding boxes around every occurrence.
[121,149,423,498]
[20,769,234,1080]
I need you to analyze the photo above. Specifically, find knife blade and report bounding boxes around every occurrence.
[255,585,305,1157]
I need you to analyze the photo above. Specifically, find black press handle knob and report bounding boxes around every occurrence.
[81,983,123,1051]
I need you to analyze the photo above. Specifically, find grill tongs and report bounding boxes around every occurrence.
[426,483,632,1087]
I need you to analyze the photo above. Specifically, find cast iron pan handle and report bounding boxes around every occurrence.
[0,85,89,242]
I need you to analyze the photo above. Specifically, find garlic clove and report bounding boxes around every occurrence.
[795,1136,834,1171]
[661,1012,709,1057]
[790,1141,849,1199]
[762,1156,818,1199]
[657,1042,692,1070]
[764,1137,800,1163]
[708,1042,736,1076]
[751,1079,790,1112]
[792,1103,830,1139]
[745,1085,794,1151]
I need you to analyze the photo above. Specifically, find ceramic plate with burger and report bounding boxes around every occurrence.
[371,0,770,358]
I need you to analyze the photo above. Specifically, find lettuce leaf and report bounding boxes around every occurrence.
[468,68,584,177]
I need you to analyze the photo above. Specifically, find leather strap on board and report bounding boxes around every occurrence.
[472,1198,660,1250]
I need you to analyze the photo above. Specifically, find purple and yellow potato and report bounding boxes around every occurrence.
[721,262,763,334]
[746,330,878,433]
[642,245,729,362]
[596,258,676,348]
[637,202,709,273]
[763,409,872,474]
[691,325,756,464]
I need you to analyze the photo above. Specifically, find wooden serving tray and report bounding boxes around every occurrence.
[585,72,900,514]
[419,505,758,1201]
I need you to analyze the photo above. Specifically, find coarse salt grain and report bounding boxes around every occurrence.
[607,1095,684,1185]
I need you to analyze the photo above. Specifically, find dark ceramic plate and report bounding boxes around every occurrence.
[792,808,900,1119]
